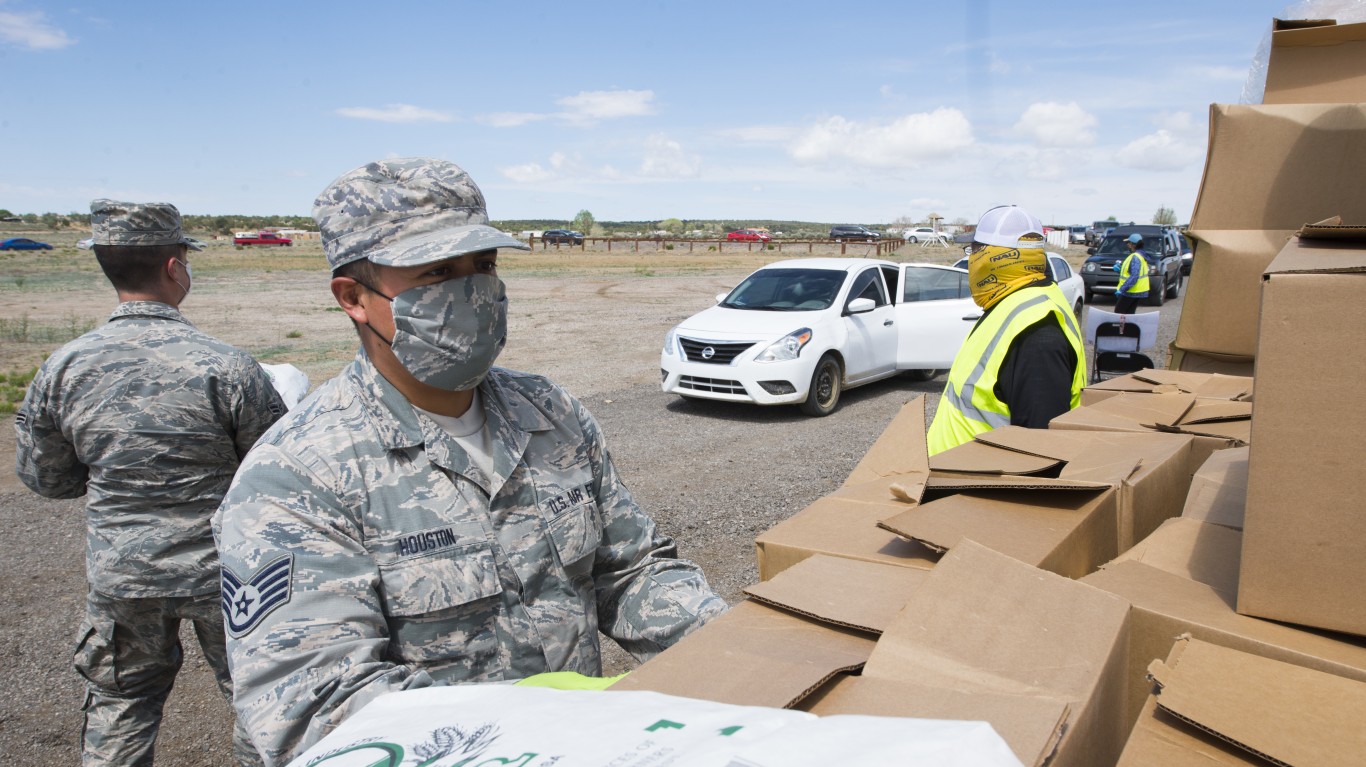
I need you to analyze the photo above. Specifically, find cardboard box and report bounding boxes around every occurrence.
[1049,391,1246,478]
[1181,446,1248,530]
[1175,103,1366,361]
[1264,18,1366,104]
[800,541,1131,767]
[1239,234,1366,636]
[1116,637,1366,766]
[610,555,923,707]
[1080,369,1253,407]
[754,395,935,580]
[878,427,1193,578]
[1168,347,1256,377]
[1083,518,1366,729]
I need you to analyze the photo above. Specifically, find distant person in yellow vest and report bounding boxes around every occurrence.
[1113,233,1150,314]
[926,205,1087,455]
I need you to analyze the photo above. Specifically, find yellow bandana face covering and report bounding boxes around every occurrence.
[968,244,1048,309]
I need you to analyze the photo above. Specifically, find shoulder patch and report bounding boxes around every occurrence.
[221,554,293,637]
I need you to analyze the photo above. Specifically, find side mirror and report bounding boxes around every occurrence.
[1086,246,1097,255]
[846,297,876,314]
[715,293,728,304]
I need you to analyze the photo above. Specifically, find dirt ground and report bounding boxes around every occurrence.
[0,232,1183,765]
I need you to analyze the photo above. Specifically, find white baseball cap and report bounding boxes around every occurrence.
[973,205,1045,249]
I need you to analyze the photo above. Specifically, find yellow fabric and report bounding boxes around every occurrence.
[968,243,1049,310]
[513,671,628,691]
[1119,250,1150,295]
[926,283,1086,455]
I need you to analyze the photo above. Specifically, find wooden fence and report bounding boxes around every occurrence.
[528,236,936,257]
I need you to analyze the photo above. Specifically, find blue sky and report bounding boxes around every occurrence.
[0,1,1302,226]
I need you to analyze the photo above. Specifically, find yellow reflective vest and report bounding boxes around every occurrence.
[926,283,1086,456]
[1119,251,1150,296]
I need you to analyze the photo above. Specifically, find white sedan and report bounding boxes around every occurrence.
[953,252,1084,322]
[902,227,951,244]
[661,258,979,416]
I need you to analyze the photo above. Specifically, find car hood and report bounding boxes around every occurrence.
[674,305,825,340]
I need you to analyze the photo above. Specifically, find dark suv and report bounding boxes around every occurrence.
[829,225,881,242]
[1081,224,1183,306]
[543,229,585,245]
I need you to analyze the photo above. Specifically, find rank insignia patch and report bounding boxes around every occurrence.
[222,554,293,637]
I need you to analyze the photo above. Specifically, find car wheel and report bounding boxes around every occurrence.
[1167,271,1181,298]
[1074,299,1084,323]
[1147,277,1166,307]
[907,236,919,244]
[903,369,936,382]
[800,354,843,417]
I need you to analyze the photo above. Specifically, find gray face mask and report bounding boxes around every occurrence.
[364,274,508,391]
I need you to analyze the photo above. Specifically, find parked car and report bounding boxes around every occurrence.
[727,228,772,242]
[0,237,54,250]
[661,258,978,416]
[952,252,1084,321]
[233,231,293,246]
[1177,232,1195,275]
[828,225,881,242]
[1081,225,1184,306]
[1068,226,1088,245]
[902,227,950,244]
[542,229,585,245]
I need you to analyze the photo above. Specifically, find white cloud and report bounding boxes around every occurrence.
[1115,130,1205,171]
[789,109,974,169]
[1155,110,1197,133]
[1014,102,1097,148]
[908,197,946,210]
[556,89,655,124]
[714,125,798,144]
[478,112,548,128]
[499,162,554,183]
[639,134,700,178]
[1195,65,1248,82]
[335,104,453,123]
[0,10,74,50]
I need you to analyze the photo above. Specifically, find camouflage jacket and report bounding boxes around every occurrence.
[14,301,285,597]
[213,351,726,766]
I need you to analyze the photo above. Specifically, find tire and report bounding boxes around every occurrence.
[800,354,843,417]
[1074,299,1084,323]
[1147,276,1165,306]
[906,236,919,244]
[903,369,936,382]
[1166,271,1181,298]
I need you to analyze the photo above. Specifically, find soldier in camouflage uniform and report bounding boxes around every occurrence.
[14,200,284,767]
[213,158,727,766]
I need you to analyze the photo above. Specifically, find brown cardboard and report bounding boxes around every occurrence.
[754,494,938,580]
[1239,235,1366,636]
[1181,446,1248,530]
[1049,392,1243,478]
[1176,103,1366,360]
[1118,637,1366,766]
[1169,348,1256,377]
[1080,369,1253,407]
[1083,518,1366,730]
[801,541,1132,767]
[884,428,1193,576]
[1264,18,1366,104]
[742,554,927,635]
[610,554,924,707]
[840,395,930,490]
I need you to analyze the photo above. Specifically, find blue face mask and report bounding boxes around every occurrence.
[363,274,508,391]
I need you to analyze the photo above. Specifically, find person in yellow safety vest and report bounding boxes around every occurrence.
[926,205,1087,456]
[1114,233,1150,314]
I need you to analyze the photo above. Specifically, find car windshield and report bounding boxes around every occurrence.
[1095,234,1158,258]
[720,268,845,311]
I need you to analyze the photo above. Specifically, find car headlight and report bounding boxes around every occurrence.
[663,329,678,357]
[1083,262,1096,273]
[754,328,813,363]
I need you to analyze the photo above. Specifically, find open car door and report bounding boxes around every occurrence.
[893,264,979,370]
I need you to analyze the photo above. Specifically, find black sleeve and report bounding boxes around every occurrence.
[995,315,1078,428]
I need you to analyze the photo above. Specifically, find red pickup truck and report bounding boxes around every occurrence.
[233,231,293,246]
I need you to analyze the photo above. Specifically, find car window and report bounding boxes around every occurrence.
[879,265,900,301]
[902,267,968,302]
[847,268,888,307]
[1049,256,1073,281]
[723,268,844,311]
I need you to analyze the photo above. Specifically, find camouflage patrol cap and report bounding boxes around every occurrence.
[313,157,529,271]
[86,199,205,251]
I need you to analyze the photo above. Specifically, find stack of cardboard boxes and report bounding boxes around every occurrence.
[615,17,1366,766]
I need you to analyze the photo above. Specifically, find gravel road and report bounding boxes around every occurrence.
[0,257,1184,765]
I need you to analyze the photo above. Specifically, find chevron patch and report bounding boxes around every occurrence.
[222,554,293,637]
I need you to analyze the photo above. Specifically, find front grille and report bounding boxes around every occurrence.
[678,376,746,395]
[679,337,755,364]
